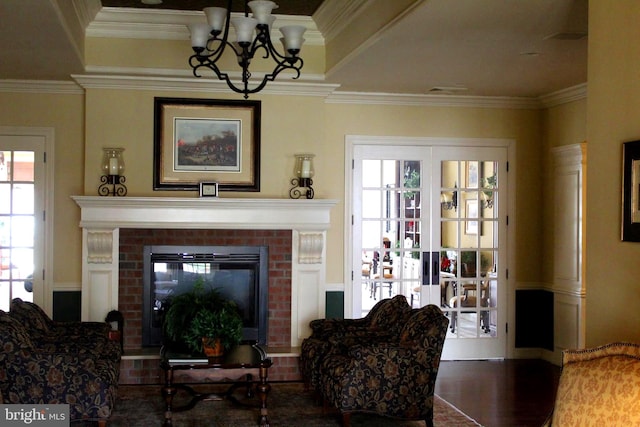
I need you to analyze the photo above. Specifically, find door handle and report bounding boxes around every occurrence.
[422,252,441,285]
[422,252,429,286]
[431,251,439,285]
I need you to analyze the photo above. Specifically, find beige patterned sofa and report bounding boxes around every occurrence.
[544,342,640,426]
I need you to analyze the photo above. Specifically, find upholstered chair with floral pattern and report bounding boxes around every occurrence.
[543,342,640,427]
[319,304,448,427]
[300,295,412,392]
[8,298,121,361]
[0,311,119,426]
[9,297,111,337]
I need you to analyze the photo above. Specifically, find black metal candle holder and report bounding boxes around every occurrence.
[99,175,127,197]
[289,177,314,199]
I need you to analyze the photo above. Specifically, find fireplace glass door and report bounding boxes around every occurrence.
[142,245,268,347]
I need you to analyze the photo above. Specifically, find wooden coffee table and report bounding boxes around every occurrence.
[160,343,272,426]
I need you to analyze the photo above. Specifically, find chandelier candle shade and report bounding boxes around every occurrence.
[290,153,315,199]
[99,148,127,197]
[188,0,306,98]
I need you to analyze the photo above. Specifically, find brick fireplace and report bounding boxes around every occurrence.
[72,196,337,383]
[119,228,293,350]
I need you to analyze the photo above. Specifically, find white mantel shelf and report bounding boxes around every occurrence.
[72,196,338,347]
[72,196,338,231]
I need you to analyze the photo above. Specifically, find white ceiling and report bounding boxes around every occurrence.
[0,0,587,98]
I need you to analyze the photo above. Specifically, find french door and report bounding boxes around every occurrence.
[0,128,50,314]
[349,139,508,359]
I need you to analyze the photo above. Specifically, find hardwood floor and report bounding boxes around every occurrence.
[435,359,561,427]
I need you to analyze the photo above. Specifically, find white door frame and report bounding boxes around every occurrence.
[0,126,55,316]
[344,135,517,357]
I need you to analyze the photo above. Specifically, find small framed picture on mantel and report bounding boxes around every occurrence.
[199,182,219,198]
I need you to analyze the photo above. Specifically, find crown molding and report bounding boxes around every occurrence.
[313,0,371,43]
[87,7,323,45]
[325,91,541,109]
[75,67,538,107]
[85,64,327,81]
[0,80,83,95]
[72,73,339,98]
[0,72,583,110]
[538,83,587,108]
[70,0,102,30]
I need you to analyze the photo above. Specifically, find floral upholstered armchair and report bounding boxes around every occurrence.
[299,295,412,393]
[319,304,449,427]
[9,298,121,362]
[0,301,121,426]
[543,342,640,427]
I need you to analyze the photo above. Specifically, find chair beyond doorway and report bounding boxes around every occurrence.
[448,280,490,334]
[370,237,394,300]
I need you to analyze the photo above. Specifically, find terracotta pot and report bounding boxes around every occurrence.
[202,337,224,357]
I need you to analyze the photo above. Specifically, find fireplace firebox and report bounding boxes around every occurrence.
[142,245,268,347]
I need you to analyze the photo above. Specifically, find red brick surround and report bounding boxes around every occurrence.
[117,229,299,383]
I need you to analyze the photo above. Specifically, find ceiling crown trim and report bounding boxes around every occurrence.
[325,91,542,109]
[313,0,370,43]
[538,83,587,108]
[72,73,339,97]
[0,80,83,95]
[87,7,323,45]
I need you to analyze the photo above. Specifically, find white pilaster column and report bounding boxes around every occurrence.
[81,227,119,322]
[291,230,327,346]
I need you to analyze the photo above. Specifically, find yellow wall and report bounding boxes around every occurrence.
[586,1,640,345]
[84,90,328,198]
[540,98,587,285]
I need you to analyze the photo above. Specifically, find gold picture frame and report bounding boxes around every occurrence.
[153,97,261,192]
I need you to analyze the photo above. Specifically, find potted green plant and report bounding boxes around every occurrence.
[163,281,243,357]
[460,250,477,277]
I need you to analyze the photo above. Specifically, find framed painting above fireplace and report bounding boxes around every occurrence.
[153,97,261,192]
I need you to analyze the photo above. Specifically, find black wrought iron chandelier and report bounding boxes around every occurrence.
[187,0,306,98]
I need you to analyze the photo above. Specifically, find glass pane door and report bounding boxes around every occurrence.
[0,150,36,311]
[440,160,498,337]
[352,142,508,359]
[433,147,507,359]
[353,146,432,318]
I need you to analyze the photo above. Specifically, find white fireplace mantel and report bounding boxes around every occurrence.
[72,196,338,346]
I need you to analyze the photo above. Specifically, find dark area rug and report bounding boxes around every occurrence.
[103,382,482,426]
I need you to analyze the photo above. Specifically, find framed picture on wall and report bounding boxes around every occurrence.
[153,97,261,192]
[622,140,640,241]
[466,161,479,188]
[465,199,479,235]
